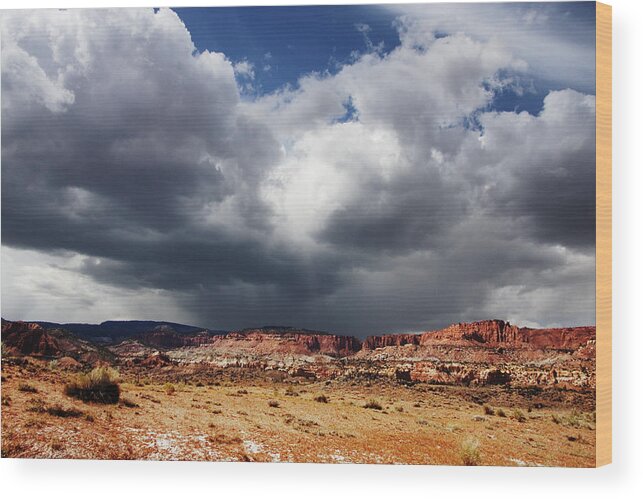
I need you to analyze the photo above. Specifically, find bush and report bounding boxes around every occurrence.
[18,383,38,393]
[45,404,84,418]
[268,400,280,408]
[483,404,495,416]
[164,383,176,395]
[460,436,481,466]
[496,408,506,418]
[284,387,299,397]
[512,409,527,423]
[64,367,120,404]
[28,398,84,418]
[363,399,383,410]
[314,394,329,403]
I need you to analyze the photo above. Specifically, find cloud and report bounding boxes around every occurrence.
[1,7,596,335]
[387,2,596,93]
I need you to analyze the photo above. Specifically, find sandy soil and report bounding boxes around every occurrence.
[0,360,596,466]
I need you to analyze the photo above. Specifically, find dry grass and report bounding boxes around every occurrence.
[363,399,383,410]
[18,383,38,393]
[512,409,527,423]
[0,361,597,466]
[27,398,84,418]
[460,436,481,466]
[284,387,299,397]
[64,367,120,404]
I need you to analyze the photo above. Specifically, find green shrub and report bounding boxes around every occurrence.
[483,404,495,416]
[164,383,176,395]
[64,367,120,404]
[314,394,329,403]
[496,408,506,418]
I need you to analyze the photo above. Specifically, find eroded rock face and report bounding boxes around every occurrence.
[363,334,419,350]
[1,320,111,363]
[365,320,596,351]
[2,318,596,390]
[204,328,362,358]
[139,351,172,368]
[2,321,75,357]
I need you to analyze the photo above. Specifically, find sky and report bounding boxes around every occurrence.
[0,3,597,336]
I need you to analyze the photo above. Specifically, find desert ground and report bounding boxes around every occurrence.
[1,358,595,466]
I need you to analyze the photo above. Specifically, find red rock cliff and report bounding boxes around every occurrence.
[210,328,362,357]
[2,321,69,357]
[363,320,595,351]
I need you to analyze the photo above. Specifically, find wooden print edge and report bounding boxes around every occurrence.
[596,1,612,468]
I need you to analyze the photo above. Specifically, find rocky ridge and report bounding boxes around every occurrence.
[1,318,596,389]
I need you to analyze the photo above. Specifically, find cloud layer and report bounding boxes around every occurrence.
[1,7,596,335]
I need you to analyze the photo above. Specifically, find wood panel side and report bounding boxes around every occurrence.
[595,1,612,468]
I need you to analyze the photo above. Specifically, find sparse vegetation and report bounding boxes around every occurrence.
[119,397,139,408]
[28,399,84,418]
[64,367,120,404]
[512,409,527,423]
[50,438,64,451]
[1,430,26,458]
[363,399,383,410]
[551,410,594,429]
[0,344,597,465]
[460,436,481,466]
[285,386,299,397]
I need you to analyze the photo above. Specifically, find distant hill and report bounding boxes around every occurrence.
[17,319,225,343]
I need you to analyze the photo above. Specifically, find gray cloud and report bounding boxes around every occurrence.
[1,7,596,335]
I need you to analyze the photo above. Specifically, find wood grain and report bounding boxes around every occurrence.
[596,1,612,467]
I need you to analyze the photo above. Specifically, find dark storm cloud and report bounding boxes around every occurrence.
[1,7,596,334]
